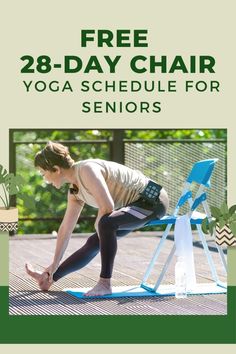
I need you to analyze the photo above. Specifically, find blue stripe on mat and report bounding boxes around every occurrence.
[64,283,227,299]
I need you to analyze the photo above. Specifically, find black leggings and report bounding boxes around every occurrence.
[53,196,168,281]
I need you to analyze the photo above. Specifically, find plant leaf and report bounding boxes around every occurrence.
[208,221,215,236]
[223,213,230,222]
[219,217,225,229]
[230,214,236,221]
[220,202,229,215]
[201,218,209,234]
[229,205,236,216]
[229,222,236,236]
[0,165,8,184]
[13,175,25,186]
[5,174,25,195]
[210,206,221,219]
[211,220,217,229]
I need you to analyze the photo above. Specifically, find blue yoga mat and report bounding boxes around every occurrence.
[64,283,227,299]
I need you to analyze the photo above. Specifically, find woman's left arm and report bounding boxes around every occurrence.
[80,162,114,232]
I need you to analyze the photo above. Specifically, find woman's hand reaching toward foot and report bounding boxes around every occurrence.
[44,262,59,283]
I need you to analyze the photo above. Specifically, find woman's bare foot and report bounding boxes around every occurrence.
[84,277,112,297]
[25,263,53,291]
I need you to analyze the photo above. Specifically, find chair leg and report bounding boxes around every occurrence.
[153,243,176,292]
[141,224,172,289]
[196,224,219,283]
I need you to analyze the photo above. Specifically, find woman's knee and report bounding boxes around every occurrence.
[98,214,117,235]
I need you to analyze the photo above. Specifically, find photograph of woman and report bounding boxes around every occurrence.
[26,141,169,296]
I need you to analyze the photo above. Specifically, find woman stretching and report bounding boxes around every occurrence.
[26,141,169,296]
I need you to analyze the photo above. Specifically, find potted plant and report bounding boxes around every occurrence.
[201,202,236,246]
[0,164,34,232]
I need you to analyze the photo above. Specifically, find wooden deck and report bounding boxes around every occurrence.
[9,232,227,315]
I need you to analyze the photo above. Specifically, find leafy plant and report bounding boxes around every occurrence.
[0,164,35,210]
[202,202,236,236]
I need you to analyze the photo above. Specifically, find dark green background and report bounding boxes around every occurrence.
[0,286,235,343]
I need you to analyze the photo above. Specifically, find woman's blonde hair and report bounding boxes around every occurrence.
[34,141,75,171]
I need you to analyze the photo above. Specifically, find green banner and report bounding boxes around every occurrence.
[228,247,236,286]
[0,232,8,286]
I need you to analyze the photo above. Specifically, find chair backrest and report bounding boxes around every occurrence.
[174,159,218,215]
[186,159,218,188]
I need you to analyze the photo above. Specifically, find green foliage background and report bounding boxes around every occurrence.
[13,129,226,235]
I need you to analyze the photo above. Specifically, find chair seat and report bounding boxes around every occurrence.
[146,211,206,226]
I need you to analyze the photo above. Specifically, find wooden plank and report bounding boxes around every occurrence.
[9,234,227,315]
